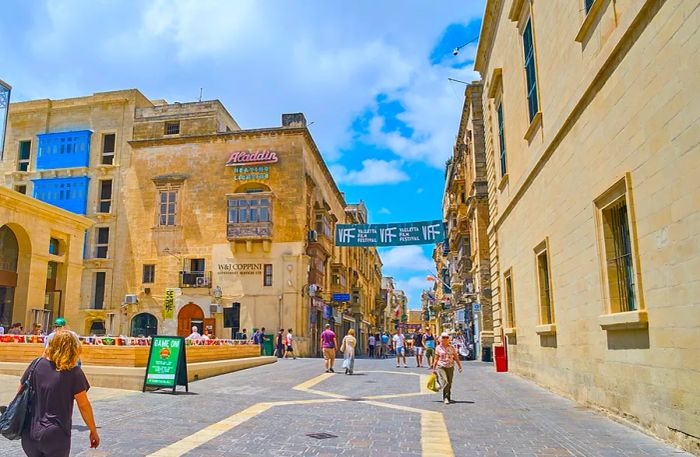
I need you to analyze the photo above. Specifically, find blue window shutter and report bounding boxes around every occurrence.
[36,130,92,170]
[31,176,90,215]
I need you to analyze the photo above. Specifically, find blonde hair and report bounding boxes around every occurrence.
[46,330,81,371]
[347,329,355,336]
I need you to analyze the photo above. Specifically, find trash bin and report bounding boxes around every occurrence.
[481,345,492,363]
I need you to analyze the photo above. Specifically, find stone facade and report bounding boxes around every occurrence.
[2,90,384,356]
[474,0,699,452]
[440,82,494,360]
[0,186,91,333]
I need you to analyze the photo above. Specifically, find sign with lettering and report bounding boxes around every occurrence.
[216,262,263,276]
[143,336,188,393]
[332,293,350,302]
[230,165,270,181]
[335,220,444,247]
[226,150,278,166]
[163,288,175,319]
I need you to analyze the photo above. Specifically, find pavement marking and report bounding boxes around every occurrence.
[292,372,335,391]
[362,369,422,376]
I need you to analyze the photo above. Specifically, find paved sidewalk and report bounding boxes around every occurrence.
[0,359,691,456]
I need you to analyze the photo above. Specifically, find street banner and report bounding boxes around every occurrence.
[142,336,188,393]
[397,323,422,331]
[335,220,444,247]
[163,288,175,319]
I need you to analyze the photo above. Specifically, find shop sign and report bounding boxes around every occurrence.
[216,263,263,276]
[335,220,444,247]
[142,336,188,393]
[472,302,481,312]
[163,288,175,319]
[332,293,350,302]
[397,323,422,331]
[226,150,279,166]
[231,165,270,181]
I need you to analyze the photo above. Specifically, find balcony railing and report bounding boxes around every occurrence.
[227,221,272,241]
[179,270,212,288]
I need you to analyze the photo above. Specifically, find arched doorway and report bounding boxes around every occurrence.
[87,319,106,336]
[131,313,158,337]
[0,226,19,328]
[177,303,204,337]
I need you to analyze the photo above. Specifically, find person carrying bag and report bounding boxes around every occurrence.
[0,357,41,440]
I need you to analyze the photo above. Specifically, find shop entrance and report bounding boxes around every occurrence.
[177,303,204,337]
[131,312,158,337]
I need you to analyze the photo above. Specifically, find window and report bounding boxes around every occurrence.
[143,264,155,284]
[535,243,554,325]
[95,227,109,258]
[497,102,507,176]
[18,141,31,171]
[14,185,26,195]
[263,264,273,286]
[36,131,91,169]
[32,176,90,215]
[315,212,332,239]
[159,189,177,226]
[596,180,641,314]
[584,0,595,14]
[164,121,180,135]
[227,196,271,223]
[98,180,112,213]
[49,238,60,255]
[190,258,205,273]
[93,272,106,309]
[504,270,515,328]
[522,17,539,122]
[102,134,115,165]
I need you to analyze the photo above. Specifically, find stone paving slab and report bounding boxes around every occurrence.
[0,359,692,457]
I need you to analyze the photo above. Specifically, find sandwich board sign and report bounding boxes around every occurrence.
[142,336,188,393]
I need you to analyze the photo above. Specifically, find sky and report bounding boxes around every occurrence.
[1,0,485,309]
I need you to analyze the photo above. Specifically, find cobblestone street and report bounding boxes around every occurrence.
[0,359,691,456]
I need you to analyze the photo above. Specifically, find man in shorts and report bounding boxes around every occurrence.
[284,328,296,359]
[393,328,407,368]
[413,328,425,368]
[320,324,337,373]
[424,327,436,367]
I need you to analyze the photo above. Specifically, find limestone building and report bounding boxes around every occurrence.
[3,90,384,355]
[0,186,91,333]
[441,82,493,360]
[474,0,699,451]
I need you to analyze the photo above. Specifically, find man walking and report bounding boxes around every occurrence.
[380,332,390,359]
[393,328,407,368]
[284,328,296,359]
[275,329,285,358]
[414,328,425,368]
[320,324,337,373]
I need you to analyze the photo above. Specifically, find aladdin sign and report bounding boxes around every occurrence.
[226,150,279,166]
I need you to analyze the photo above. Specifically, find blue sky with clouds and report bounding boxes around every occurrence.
[1,0,485,309]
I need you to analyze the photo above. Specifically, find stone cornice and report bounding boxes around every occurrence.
[0,186,93,230]
[474,0,505,74]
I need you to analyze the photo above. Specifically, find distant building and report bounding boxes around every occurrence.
[474,0,699,451]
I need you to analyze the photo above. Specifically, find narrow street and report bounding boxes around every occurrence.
[0,359,689,457]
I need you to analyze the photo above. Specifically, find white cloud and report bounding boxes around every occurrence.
[330,159,409,186]
[395,275,434,310]
[380,246,433,272]
[378,208,391,215]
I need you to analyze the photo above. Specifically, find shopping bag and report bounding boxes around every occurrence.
[342,358,349,369]
[0,358,41,440]
[426,372,440,392]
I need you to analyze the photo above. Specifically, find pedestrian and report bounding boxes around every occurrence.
[414,328,425,368]
[275,329,285,358]
[186,326,202,340]
[393,328,407,368]
[340,329,356,375]
[8,323,23,335]
[320,324,337,373]
[380,332,389,359]
[240,328,248,340]
[368,333,376,358]
[424,327,436,367]
[45,318,80,349]
[19,330,100,456]
[432,332,463,405]
[284,329,296,359]
[0,324,4,335]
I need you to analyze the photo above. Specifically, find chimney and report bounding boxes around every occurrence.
[282,113,307,128]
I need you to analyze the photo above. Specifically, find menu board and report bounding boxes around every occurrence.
[142,336,188,393]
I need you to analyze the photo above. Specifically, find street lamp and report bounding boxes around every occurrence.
[452,36,479,56]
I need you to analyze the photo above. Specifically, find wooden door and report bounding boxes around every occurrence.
[177,303,204,337]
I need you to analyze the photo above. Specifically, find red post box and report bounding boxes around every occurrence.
[494,345,508,372]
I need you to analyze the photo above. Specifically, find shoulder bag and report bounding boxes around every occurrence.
[0,357,42,440]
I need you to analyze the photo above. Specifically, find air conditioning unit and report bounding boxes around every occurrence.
[124,294,138,304]
[210,304,222,313]
[308,230,318,242]
[196,276,210,287]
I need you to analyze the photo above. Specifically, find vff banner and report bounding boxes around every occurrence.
[335,220,444,247]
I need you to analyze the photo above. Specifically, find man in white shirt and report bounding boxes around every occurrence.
[284,328,296,359]
[393,328,407,368]
[186,326,202,340]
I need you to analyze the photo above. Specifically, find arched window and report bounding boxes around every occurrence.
[88,319,106,336]
[131,313,158,338]
[0,226,19,273]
